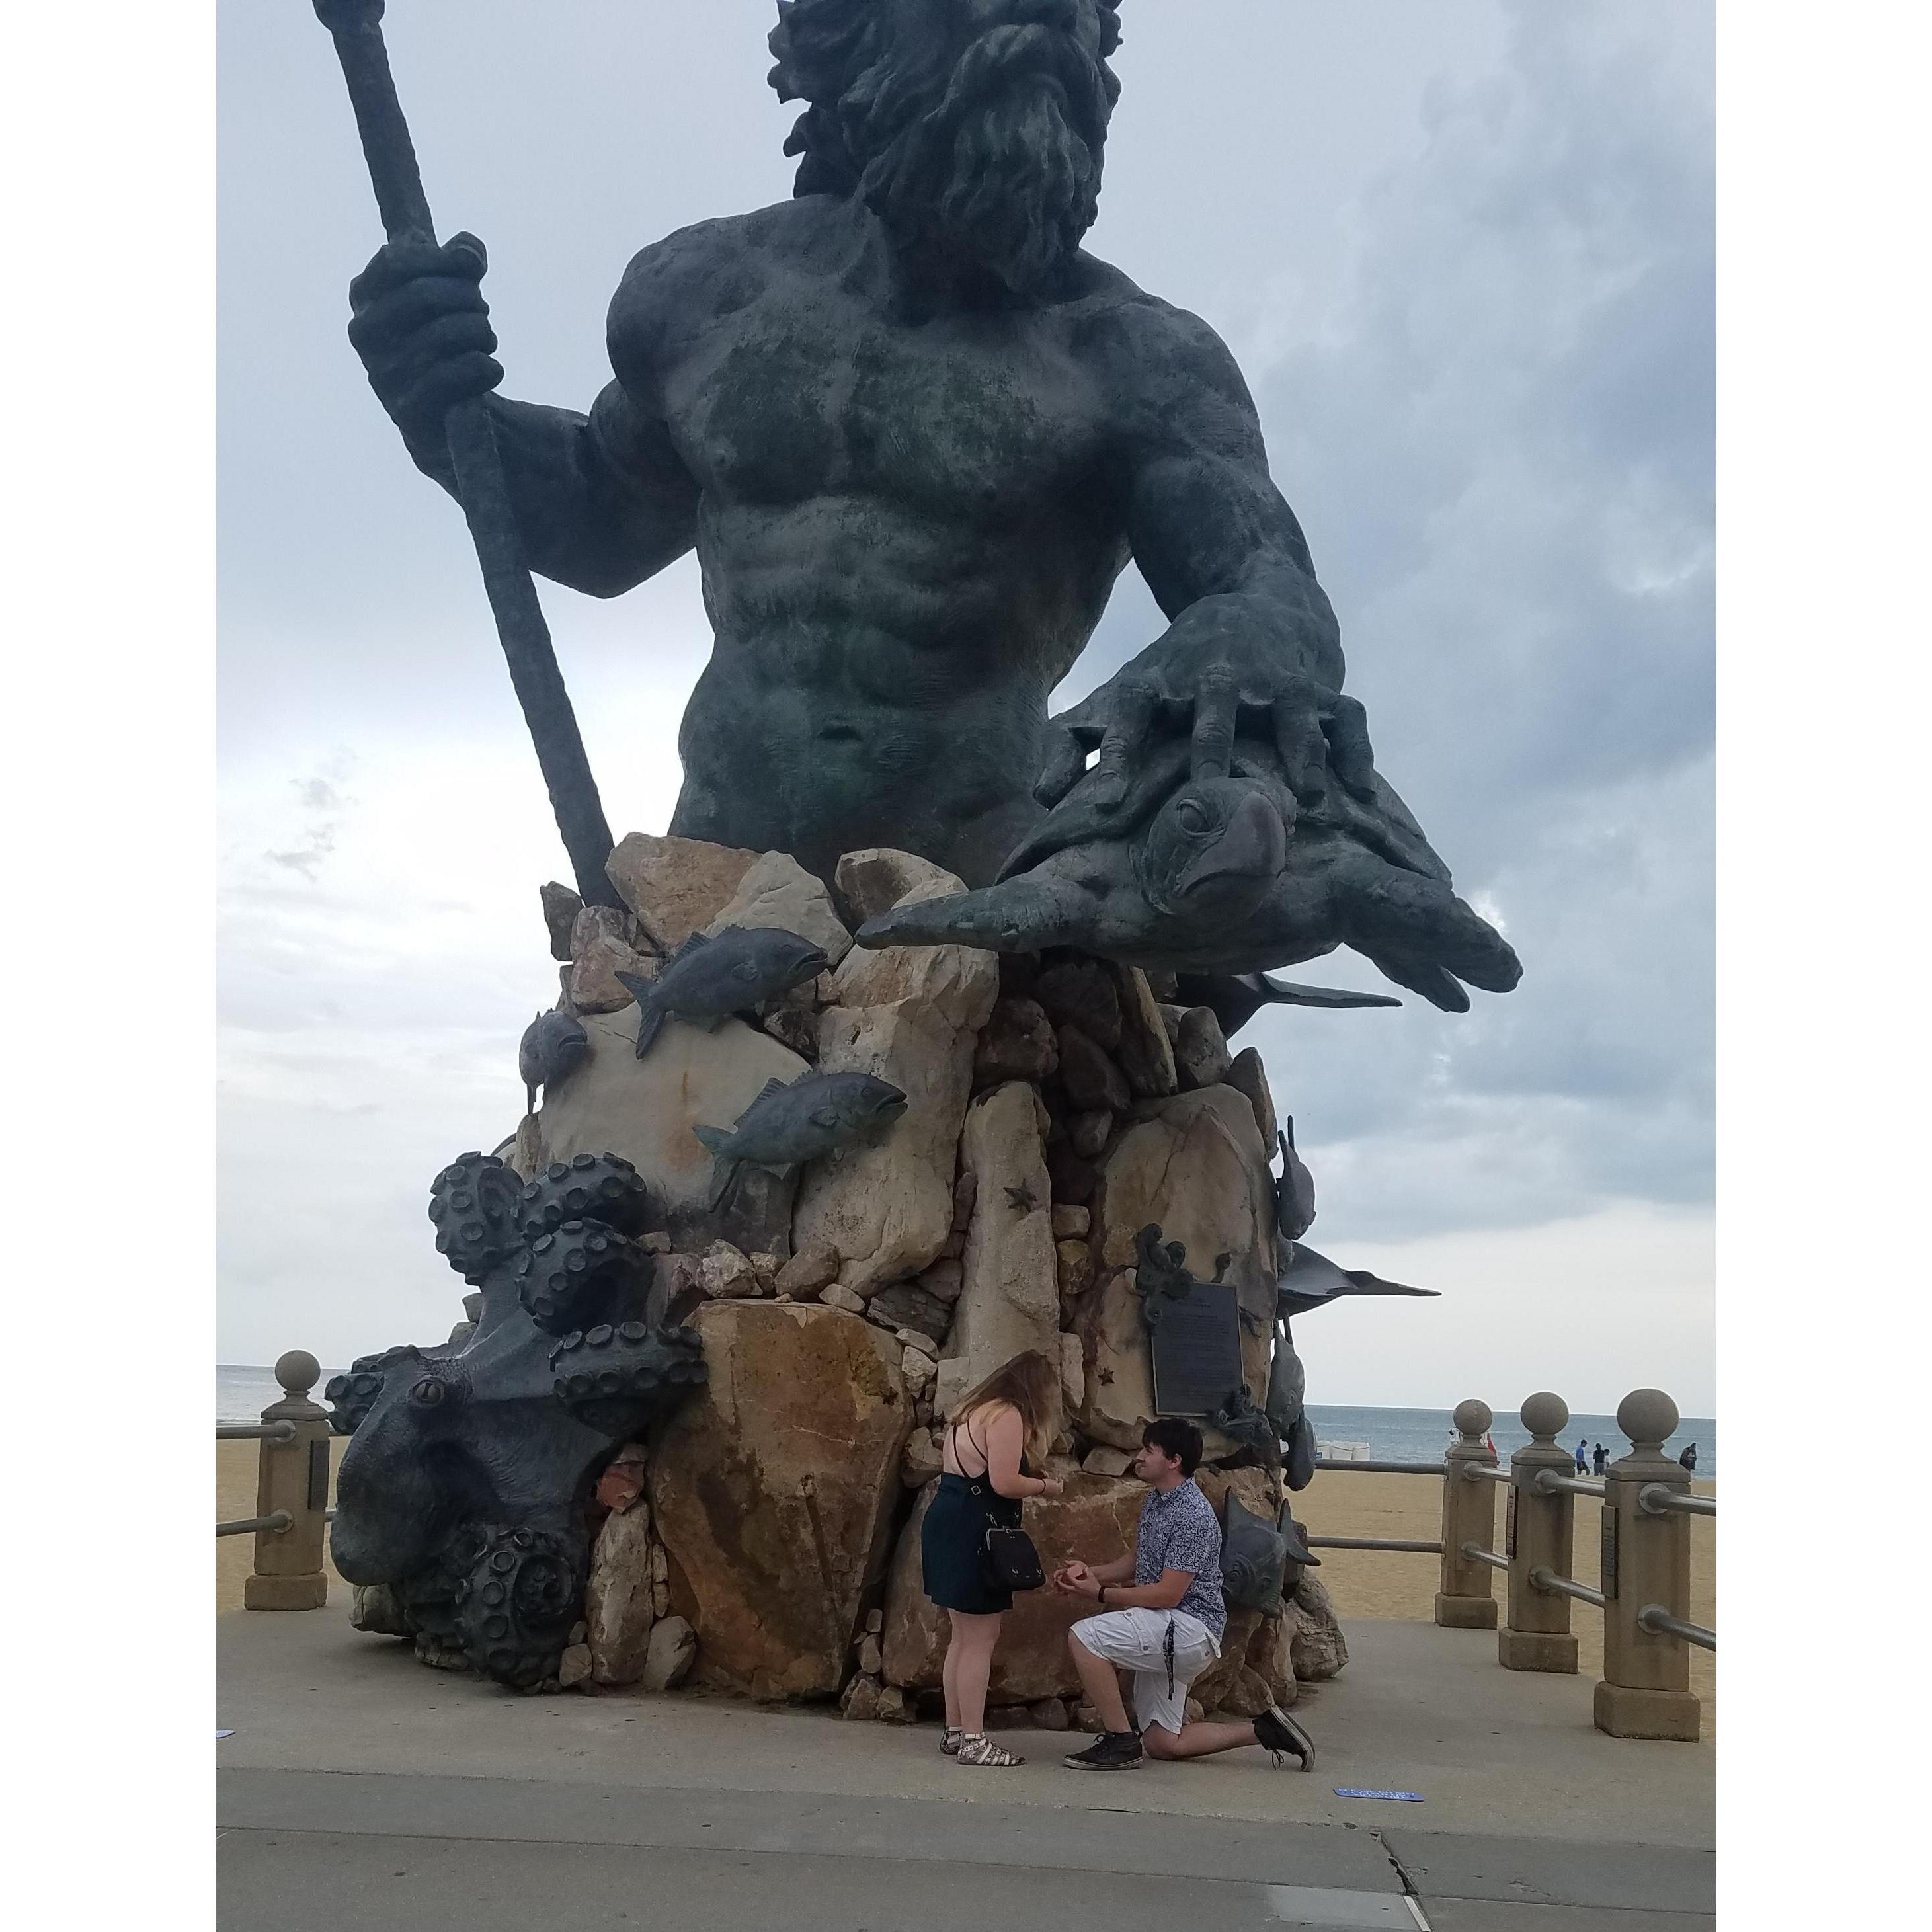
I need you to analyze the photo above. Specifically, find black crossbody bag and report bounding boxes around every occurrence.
[982,1521,1045,1592]
[962,1415,1046,1592]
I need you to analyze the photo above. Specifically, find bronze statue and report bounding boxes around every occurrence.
[334,0,1520,1010]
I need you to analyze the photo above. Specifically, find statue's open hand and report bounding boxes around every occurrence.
[348,232,502,434]
[1034,622,1373,817]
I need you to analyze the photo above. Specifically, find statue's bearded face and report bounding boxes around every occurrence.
[846,0,1119,294]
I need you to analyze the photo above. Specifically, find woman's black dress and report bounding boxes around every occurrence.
[922,1414,1024,1615]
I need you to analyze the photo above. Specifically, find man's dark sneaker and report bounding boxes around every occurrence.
[1062,1729,1145,1771]
[1255,1704,1316,1771]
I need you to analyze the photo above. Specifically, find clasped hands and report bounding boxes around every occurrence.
[1050,1560,1106,1602]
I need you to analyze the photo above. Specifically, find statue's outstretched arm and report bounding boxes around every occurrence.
[1037,301,1364,815]
[346,233,699,598]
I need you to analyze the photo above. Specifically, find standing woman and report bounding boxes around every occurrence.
[922,1351,1063,1767]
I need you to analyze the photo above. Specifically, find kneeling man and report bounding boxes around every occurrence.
[1055,1418,1316,1771]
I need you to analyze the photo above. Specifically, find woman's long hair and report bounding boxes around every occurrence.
[951,1350,1060,1470]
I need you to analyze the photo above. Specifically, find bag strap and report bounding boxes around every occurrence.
[949,1408,992,1478]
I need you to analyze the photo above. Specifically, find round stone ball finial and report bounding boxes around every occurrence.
[275,1349,322,1398]
[1617,1387,1679,1453]
[1452,1398,1493,1441]
[1519,1391,1568,1442]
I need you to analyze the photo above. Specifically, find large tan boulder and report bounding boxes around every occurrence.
[584,1499,656,1686]
[1195,1463,1283,1525]
[1226,1047,1278,1147]
[532,1003,807,1256]
[791,922,998,1298]
[1077,1087,1279,1455]
[946,1082,1060,1420]
[881,1475,1146,1701]
[705,850,854,967]
[606,833,760,952]
[648,1303,912,1699]
[567,905,657,1016]
[1193,1605,1296,1714]
[1110,963,1178,1098]
[1288,1572,1349,1681]
[833,849,964,927]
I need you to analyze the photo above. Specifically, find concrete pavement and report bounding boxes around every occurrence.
[217,1602,1714,1930]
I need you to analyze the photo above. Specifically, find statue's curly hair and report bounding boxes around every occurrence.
[768,0,1123,198]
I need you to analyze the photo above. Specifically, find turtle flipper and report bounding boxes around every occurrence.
[856,873,1096,955]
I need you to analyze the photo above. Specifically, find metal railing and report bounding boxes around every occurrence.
[217,1351,335,1611]
[1303,1387,1714,1743]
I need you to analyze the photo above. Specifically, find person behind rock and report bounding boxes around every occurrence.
[1053,1418,1314,1772]
[921,1351,1064,1768]
[1679,1441,1698,1472]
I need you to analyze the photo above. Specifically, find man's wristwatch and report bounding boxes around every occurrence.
[1098,1584,1109,1606]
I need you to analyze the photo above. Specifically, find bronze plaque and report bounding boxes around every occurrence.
[1149,1282,1244,1418]
[1600,1506,1619,1601]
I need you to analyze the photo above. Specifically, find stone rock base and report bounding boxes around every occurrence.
[649,1301,911,1699]
[881,1475,1144,1701]
[346,840,1380,1711]
[1287,1572,1349,1682]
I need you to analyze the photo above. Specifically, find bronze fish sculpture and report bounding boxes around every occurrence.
[616,924,829,1059]
[517,1010,590,1115]
[693,1070,908,1209]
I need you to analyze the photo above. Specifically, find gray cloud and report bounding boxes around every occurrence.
[218,2,1711,1386]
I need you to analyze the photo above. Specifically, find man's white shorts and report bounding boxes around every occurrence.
[1070,1607,1220,1735]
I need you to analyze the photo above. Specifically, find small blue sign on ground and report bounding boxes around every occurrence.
[1334,1787,1424,1801]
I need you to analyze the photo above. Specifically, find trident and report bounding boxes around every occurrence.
[313,1,620,908]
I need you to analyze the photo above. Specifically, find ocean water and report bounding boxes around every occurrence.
[218,1363,346,1426]
[216,1367,1712,1476]
[1307,1404,1716,1478]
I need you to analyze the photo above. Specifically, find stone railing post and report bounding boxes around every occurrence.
[1499,1391,1578,1672]
[244,1350,333,1611]
[1595,1388,1701,1740]
[1435,1398,1499,1628]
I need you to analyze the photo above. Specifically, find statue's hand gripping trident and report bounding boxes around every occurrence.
[312,1,620,907]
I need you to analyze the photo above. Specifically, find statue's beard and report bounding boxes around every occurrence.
[850,25,1110,295]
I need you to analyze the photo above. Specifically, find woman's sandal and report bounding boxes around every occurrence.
[940,1727,963,1755]
[956,1732,1025,1767]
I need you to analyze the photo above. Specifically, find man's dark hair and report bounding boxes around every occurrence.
[1142,1417,1203,1477]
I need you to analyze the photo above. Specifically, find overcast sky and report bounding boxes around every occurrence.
[217,0,1713,1412]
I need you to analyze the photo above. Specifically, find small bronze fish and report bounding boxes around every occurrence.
[692,1071,907,1210]
[616,924,829,1059]
[517,1010,590,1115]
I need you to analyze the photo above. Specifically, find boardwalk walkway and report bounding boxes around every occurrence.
[218,1603,1714,1931]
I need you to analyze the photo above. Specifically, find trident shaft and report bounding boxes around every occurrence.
[313,1,620,908]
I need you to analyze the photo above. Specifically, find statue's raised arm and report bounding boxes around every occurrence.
[346,233,701,598]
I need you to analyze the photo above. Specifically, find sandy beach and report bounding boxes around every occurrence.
[218,1442,1714,1729]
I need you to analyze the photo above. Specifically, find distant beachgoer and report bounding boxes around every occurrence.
[1678,1442,1698,1472]
[1591,1443,1608,1476]
[1574,1439,1588,1474]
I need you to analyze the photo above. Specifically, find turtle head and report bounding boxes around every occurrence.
[1138,778,1290,919]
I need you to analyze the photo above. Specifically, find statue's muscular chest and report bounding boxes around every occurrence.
[661,278,1111,530]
